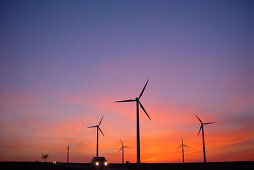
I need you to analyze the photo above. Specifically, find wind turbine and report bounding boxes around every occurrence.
[116,79,151,163]
[41,154,49,162]
[88,116,104,157]
[177,137,189,163]
[195,114,214,163]
[66,140,70,163]
[119,140,130,164]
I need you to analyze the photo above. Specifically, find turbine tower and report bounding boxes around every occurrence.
[177,137,189,163]
[195,114,214,163]
[119,140,130,164]
[116,79,151,163]
[66,140,70,163]
[88,116,104,157]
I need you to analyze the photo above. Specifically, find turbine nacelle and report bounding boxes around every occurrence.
[115,79,151,120]
[195,114,215,135]
[119,140,130,152]
[87,116,104,136]
[119,146,130,151]
[67,140,70,148]
[177,137,189,149]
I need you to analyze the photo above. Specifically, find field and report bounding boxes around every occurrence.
[0,161,253,170]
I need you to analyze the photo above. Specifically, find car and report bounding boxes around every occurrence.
[90,157,108,169]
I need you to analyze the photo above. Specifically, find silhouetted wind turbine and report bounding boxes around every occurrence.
[195,114,214,163]
[119,140,130,164]
[41,154,49,162]
[88,116,104,157]
[177,137,189,163]
[66,140,70,163]
[116,79,151,163]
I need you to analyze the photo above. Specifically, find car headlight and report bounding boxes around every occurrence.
[104,162,108,166]
[95,162,99,166]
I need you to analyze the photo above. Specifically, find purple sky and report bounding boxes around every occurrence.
[0,0,254,163]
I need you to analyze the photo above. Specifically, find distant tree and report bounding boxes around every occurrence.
[41,154,49,162]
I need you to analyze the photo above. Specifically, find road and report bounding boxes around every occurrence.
[56,162,136,170]
[1,161,253,170]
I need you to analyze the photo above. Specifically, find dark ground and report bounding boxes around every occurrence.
[0,161,253,170]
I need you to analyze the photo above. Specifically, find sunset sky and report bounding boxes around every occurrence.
[0,0,254,163]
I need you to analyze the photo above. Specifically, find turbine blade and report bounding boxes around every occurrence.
[99,116,104,125]
[195,114,202,123]
[115,99,135,103]
[184,145,189,148]
[139,101,151,120]
[204,122,215,125]
[139,79,149,99]
[119,147,123,152]
[99,127,104,136]
[120,140,123,146]
[87,125,97,128]
[177,145,182,149]
[124,146,131,148]
[198,126,202,135]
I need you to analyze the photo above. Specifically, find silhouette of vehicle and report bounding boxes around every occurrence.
[90,157,108,169]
